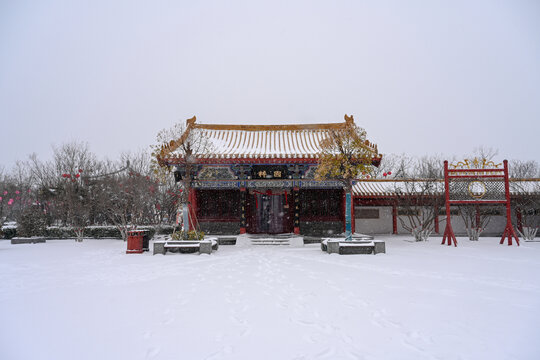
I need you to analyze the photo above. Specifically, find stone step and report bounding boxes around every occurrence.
[250,239,290,246]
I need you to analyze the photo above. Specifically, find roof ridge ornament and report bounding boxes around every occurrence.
[186,115,197,127]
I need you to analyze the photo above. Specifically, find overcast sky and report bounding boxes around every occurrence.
[1,0,539,168]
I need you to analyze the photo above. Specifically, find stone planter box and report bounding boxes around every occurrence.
[322,239,385,255]
[153,238,218,255]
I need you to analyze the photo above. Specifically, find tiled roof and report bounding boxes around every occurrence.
[162,115,380,161]
[353,179,540,197]
[352,180,444,197]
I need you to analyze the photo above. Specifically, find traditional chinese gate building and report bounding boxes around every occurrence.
[160,116,381,235]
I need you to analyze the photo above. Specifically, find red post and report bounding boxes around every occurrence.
[392,203,398,235]
[500,160,520,246]
[442,160,457,246]
[434,205,440,234]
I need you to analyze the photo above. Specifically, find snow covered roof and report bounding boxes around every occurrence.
[509,181,540,195]
[160,115,381,162]
[353,180,445,197]
[353,179,540,197]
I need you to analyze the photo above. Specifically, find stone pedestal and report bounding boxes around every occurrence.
[199,240,212,254]
[153,241,165,255]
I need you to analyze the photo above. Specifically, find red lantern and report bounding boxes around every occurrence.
[383,172,387,177]
[75,174,80,178]
[388,171,392,175]
[78,169,83,173]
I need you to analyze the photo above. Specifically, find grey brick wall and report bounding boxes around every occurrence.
[198,221,241,235]
[299,221,342,236]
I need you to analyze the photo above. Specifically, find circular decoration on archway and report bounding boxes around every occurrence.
[468,181,487,199]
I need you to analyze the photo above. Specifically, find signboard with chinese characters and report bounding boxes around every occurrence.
[251,165,288,180]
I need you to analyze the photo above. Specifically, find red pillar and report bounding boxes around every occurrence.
[342,190,346,233]
[516,208,523,233]
[240,187,246,234]
[293,187,300,235]
[500,160,520,246]
[188,188,198,230]
[434,205,440,234]
[392,202,398,235]
[442,160,457,246]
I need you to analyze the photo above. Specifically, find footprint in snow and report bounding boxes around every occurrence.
[162,317,174,325]
[145,346,161,359]
[314,347,336,359]
[302,334,318,344]
[239,327,252,337]
[230,315,247,325]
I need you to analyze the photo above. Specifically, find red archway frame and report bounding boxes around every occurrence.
[442,159,519,247]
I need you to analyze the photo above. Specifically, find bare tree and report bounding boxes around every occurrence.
[98,152,157,240]
[153,116,214,235]
[509,159,539,179]
[1,161,36,236]
[394,155,444,241]
[28,142,99,240]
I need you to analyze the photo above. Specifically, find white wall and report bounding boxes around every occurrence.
[355,206,393,234]
[355,205,509,236]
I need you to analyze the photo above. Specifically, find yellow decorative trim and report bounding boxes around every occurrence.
[450,157,502,169]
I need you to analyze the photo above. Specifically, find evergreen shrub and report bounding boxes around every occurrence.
[17,207,47,237]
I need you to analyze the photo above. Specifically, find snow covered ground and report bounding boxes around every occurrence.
[1,235,539,360]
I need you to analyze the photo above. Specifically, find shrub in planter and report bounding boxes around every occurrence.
[171,230,205,240]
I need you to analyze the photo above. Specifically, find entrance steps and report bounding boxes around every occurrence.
[248,233,293,246]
